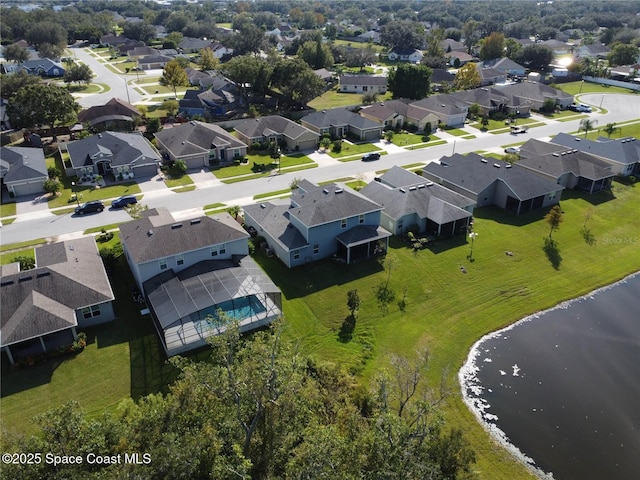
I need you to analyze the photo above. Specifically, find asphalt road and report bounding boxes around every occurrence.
[1,93,638,246]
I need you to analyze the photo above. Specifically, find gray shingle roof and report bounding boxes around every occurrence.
[77,97,140,126]
[66,131,160,169]
[234,115,317,141]
[301,107,381,130]
[0,146,47,183]
[339,75,388,86]
[493,82,573,103]
[120,210,249,264]
[154,121,247,158]
[423,153,563,200]
[551,133,640,168]
[360,99,409,122]
[1,237,114,347]
[243,201,308,251]
[410,94,468,116]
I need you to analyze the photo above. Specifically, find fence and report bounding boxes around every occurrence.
[582,76,640,92]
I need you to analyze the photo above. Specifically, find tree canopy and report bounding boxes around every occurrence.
[479,32,505,61]
[381,20,425,51]
[388,63,432,100]
[159,59,189,97]
[454,63,482,90]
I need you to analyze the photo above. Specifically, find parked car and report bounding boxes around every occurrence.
[577,103,592,113]
[504,147,521,154]
[362,152,381,161]
[111,195,138,209]
[510,126,527,135]
[75,200,104,215]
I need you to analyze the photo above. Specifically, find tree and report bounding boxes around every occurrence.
[454,63,481,90]
[223,55,273,102]
[230,24,265,56]
[381,20,425,51]
[145,117,162,135]
[347,289,361,319]
[362,91,379,104]
[198,47,219,71]
[11,255,35,270]
[541,98,556,114]
[545,204,563,239]
[125,202,149,220]
[388,63,432,100]
[479,32,505,60]
[122,21,156,43]
[26,21,67,56]
[580,118,597,138]
[467,103,481,119]
[0,71,41,100]
[480,115,489,130]
[160,59,189,98]
[47,166,61,179]
[504,38,522,60]
[345,46,376,72]
[462,19,481,54]
[515,44,553,71]
[43,178,62,195]
[271,58,324,106]
[8,84,80,141]
[332,140,342,153]
[3,43,29,63]
[319,137,331,151]
[297,40,334,70]
[607,43,640,67]
[425,28,445,59]
[602,122,618,138]
[164,99,179,117]
[63,63,94,86]
[384,130,395,142]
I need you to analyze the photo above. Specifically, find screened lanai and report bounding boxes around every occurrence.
[143,256,282,356]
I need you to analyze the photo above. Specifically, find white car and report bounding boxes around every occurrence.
[504,147,520,154]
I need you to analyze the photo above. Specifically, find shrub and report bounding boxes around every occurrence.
[97,231,114,243]
[332,140,342,153]
[11,255,35,270]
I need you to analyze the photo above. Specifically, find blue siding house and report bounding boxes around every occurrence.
[243,180,390,268]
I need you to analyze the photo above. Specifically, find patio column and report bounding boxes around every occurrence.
[39,337,47,354]
[71,327,78,341]
[4,346,14,366]
[451,222,456,236]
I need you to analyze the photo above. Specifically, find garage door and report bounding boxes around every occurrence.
[133,164,159,177]
[296,138,318,151]
[11,181,45,197]
[363,130,382,141]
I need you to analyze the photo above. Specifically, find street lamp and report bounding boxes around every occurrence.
[579,80,584,94]
[514,110,519,126]
[123,77,131,104]
[71,181,80,206]
[468,231,478,262]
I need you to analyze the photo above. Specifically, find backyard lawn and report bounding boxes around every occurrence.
[558,80,639,96]
[1,173,639,479]
[308,89,392,110]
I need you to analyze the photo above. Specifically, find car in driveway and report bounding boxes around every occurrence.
[111,195,138,209]
[504,146,520,154]
[362,152,381,161]
[75,200,104,215]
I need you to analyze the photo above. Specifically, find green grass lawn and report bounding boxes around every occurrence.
[2,179,639,478]
[164,174,193,188]
[0,202,16,218]
[327,142,382,159]
[558,80,639,96]
[407,140,448,150]
[48,183,141,209]
[309,89,392,110]
[0,248,35,265]
[391,132,437,146]
[569,120,640,140]
[213,153,314,179]
[440,127,468,136]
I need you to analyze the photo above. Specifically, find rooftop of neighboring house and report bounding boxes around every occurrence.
[0,146,47,182]
[551,133,640,167]
[154,120,247,158]
[301,107,382,130]
[77,97,140,126]
[339,75,388,86]
[234,115,317,140]
[66,131,160,168]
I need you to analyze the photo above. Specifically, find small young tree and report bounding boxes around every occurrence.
[11,255,35,271]
[164,99,179,117]
[347,289,361,319]
[43,178,61,195]
[580,118,597,138]
[602,122,617,138]
[384,130,395,143]
[332,139,342,153]
[480,115,489,130]
[319,137,331,151]
[47,166,61,179]
[545,204,563,239]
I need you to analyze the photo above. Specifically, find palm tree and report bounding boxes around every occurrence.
[580,118,597,138]
[602,122,618,138]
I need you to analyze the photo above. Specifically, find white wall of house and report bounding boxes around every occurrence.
[76,301,116,328]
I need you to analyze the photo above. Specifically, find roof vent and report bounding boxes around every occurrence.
[147,229,154,236]
[36,271,51,278]
[171,223,182,229]
[493,163,501,168]
[260,203,266,208]
[409,186,416,191]
[18,276,33,283]
[335,188,344,194]
[575,137,580,141]
[1,280,14,287]
[561,152,566,155]
[572,149,578,153]
[399,188,406,193]
[505,164,512,168]
[426,182,434,186]
[552,153,560,157]
[417,184,425,189]
[481,159,488,163]
[321,110,326,113]
[441,104,446,107]
[190,218,201,225]
[322,188,329,194]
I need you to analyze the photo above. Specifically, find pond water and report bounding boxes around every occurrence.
[460,273,640,480]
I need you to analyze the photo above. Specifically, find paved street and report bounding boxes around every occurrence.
[1,93,638,247]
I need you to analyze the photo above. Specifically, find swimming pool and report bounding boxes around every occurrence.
[193,295,267,333]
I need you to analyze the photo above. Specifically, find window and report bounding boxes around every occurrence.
[176,255,184,266]
[210,247,218,257]
[363,86,368,92]
[398,220,404,230]
[313,244,319,254]
[549,191,556,200]
[341,218,347,229]
[159,258,167,270]
[219,243,226,255]
[293,250,300,260]
[359,214,365,224]
[82,305,101,319]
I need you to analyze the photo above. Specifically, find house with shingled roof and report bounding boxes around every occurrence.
[300,107,383,141]
[0,236,115,365]
[422,153,564,215]
[234,115,319,151]
[0,146,48,197]
[154,120,247,169]
[339,75,388,94]
[77,97,141,132]
[243,179,390,268]
[119,208,280,356]
[360,166,474,237]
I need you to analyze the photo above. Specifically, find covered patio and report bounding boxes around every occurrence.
[335,226,391,264]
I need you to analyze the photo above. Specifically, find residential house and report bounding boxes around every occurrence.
[339,75,388,94]
[440,39,467,53]
[0,146,48,197]
[477,57,527,76]
[609,64,640,81]
[446,51,475,66]
[117,40,146,56]
[313,68,336,87]
[359,100,408,130]
[358,30,381,43]
[422,153,564,214]
[138,54,173,70]
[179,73,242,117]
[430,68,456,91]
[409,94,468,127]
[360,166,474,237]
[178,37,213,53]
[575,44,611,60]
[154,120,248,169]
[493,82,574,110]
[449,87,521,117]
[478,66,508,86]
[119,208,280,356]
[99,34,127,47]
[300,107,383,141]
[388,48,424,63]
[540,39,572,56]
[64,131,161,181]
[234,115,319,151]
[517,139,614,194]
[127,46,158,60]
[18,58,65,77]
[77,97,141,132]
[550,133,640,176]
[243,179,390,268]
[1,236,115,365]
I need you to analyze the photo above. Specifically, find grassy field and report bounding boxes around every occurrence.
[309,88,392,110]
[390,132,438,146]
[0,202,16,218]
[570,120,640,140]
[48,183,141,209]
[327,142,382,158]
[164,174,193,188]
[558,80,639,96]
[2,176,639,477]
[213,153,314,179]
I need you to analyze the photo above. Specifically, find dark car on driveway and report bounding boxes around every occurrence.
[362,152,381,161]
[75,200,104,215]
[111,195,138,209]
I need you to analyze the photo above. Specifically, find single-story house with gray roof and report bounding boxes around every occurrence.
[0,146,48,197]
[409,94,468,127]
[243,179,390,267]
[388,48,424,63]
[154,120,247,168]
[493,82,574,110]
[422,153,564,215]
[18,58,65,77]
[360,166,475,237]
[300,107,383,141]
[63,131,161,181]
[120,207,279,356]
[516,139,614,194]
[1,236,115,365]
[234,115,319,151]
[339,75,388,94]
[478,58,526,76]
[77,97,141,132]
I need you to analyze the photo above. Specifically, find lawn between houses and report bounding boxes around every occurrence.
[1,181,639,479]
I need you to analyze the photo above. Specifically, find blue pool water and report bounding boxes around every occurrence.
[193,295,267,333]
